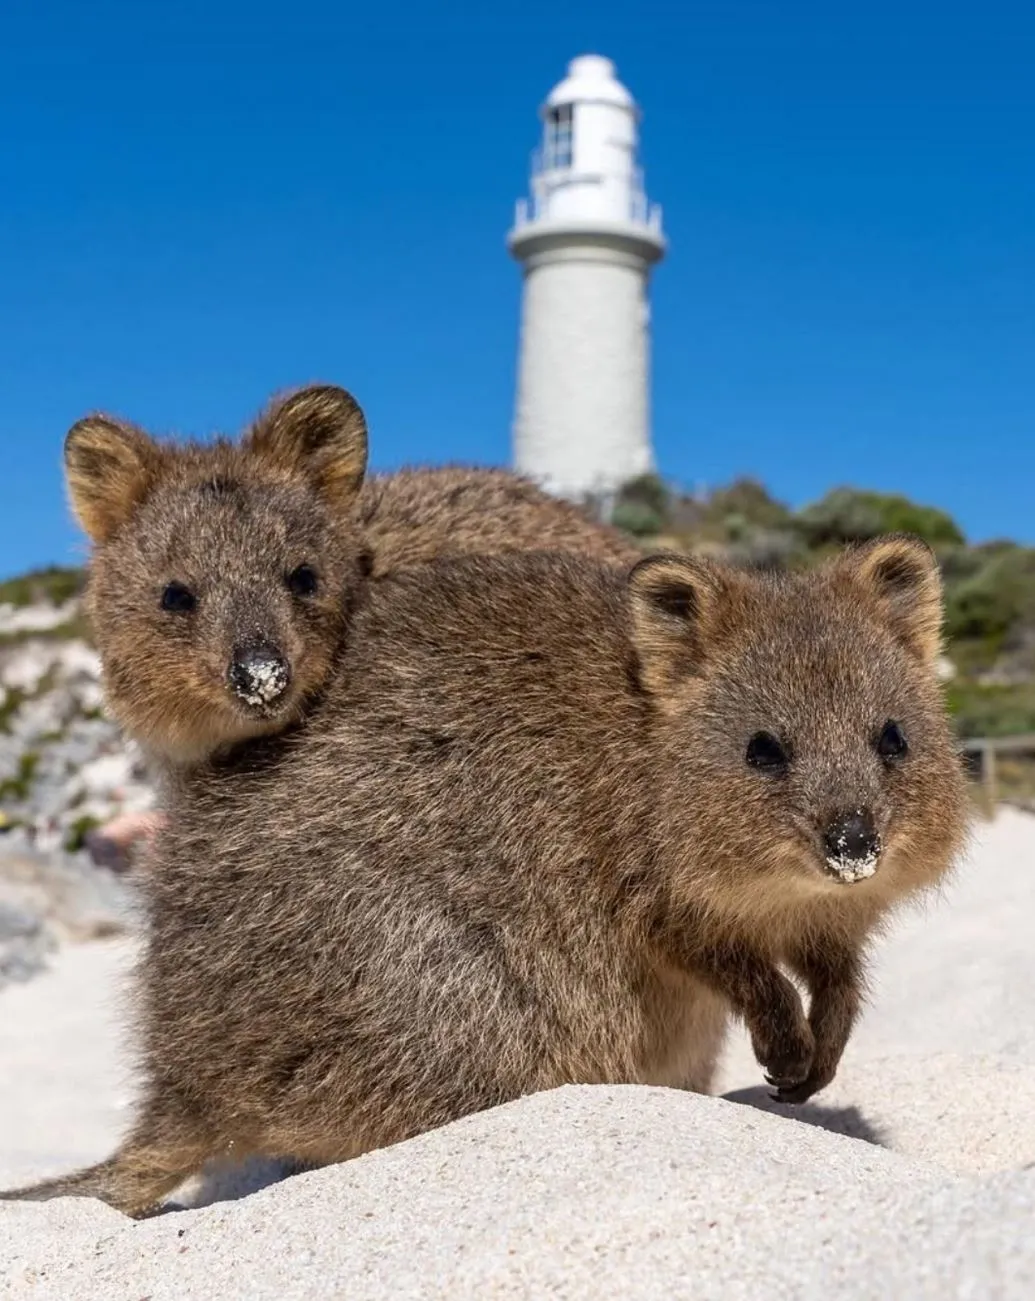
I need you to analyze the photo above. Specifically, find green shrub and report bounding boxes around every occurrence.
[0,566,84,608]
[612,498,666,538]
[797,488,964,549]
[943,549,1035,670]
[617,472,669,515]
[612,473,671,538]
[944,681,1035,740]
[64,814,102,853]
[0,686,27,734]
[704,478,793,533]
[0,751,40,803]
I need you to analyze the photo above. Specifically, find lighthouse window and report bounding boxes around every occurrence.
[545,104,573,169]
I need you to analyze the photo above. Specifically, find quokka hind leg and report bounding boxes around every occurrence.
[0,1121,217,1219]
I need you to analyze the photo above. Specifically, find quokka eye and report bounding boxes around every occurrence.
[745,731,791,774]
[286,564,319,598]
[876,720,908,761]
[161,582,196,614]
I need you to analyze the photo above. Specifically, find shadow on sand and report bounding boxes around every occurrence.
[723,1084,890,1149]
[163,1156,309,1214]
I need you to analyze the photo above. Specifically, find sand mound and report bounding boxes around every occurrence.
[3,1086,1034,1300]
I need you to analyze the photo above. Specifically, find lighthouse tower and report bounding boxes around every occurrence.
[508,55,666,505]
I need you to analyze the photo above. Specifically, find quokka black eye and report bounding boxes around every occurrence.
[876,720,908,760]
[286,565,319,598]
[161,582,196,614]
[745,731,791,773]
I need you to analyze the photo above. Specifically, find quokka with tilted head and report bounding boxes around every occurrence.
[0,534,969,1217]
[65,383,639,769]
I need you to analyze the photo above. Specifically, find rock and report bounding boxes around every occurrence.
[0,618,154,881]
[0,601,79,638]
[0,849,138,991]
[0,606,149,993]
[0,899,53,987]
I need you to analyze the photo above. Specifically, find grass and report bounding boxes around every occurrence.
[0,750,40,803]
[0,686,27,735]
[64,813,102,853]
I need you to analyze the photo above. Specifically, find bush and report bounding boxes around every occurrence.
[0,751,40,803]
[797,489,964,549]
[0,566,84,608]
[611,498,666,538]
[0,687,26,735]
[945,681,1035,740]
[704,478,793,534]
[64,814,102,854]
[611,473,671,538]
[617,473,669,515]
[944,548,1035,647]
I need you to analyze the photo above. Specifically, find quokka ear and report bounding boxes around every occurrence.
[64,416,164,544]
[628,553,732,697]
[247,385,368,512]
[837,533,944,666]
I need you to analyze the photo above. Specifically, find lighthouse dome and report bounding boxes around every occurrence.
[543,55,635,114]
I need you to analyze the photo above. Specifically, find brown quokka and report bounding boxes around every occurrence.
[0,536,969,1218]
[66,384,638,768]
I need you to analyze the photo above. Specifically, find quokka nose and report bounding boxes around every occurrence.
[823,809,881,863]
[227,644,291,707]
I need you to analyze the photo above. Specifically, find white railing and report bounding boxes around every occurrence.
[513,189,663,232]
[514,151,663,232]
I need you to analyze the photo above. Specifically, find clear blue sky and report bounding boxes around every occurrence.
[2,0,1032,577]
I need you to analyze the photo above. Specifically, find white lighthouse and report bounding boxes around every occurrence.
[508,54,666,506]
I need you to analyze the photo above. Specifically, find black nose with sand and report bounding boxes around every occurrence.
[228,644,291,707]
[823,809,880,864]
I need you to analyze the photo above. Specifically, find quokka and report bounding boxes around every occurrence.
[65,383,638,768]
[1,535,969,1217]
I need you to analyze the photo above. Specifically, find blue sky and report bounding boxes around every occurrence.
[1,0,1032,576]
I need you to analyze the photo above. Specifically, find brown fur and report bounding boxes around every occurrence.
[65,385,638,766]
[0,538,969,1216]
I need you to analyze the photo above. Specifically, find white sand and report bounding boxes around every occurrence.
[2,809,1035,1297]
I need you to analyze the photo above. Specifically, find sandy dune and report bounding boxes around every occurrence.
[2,809,1034,1296]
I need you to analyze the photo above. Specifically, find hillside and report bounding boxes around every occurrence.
[0,568,145,987]
[0,567,151,847]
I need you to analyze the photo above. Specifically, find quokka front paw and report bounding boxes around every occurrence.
[770,1052,841,1106]
[753,1021,815,1093]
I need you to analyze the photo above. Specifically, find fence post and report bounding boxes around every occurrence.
[982,741,998,815]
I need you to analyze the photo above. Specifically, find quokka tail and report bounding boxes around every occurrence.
[0,1158,124,1204]
[0,1149,191,1219]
